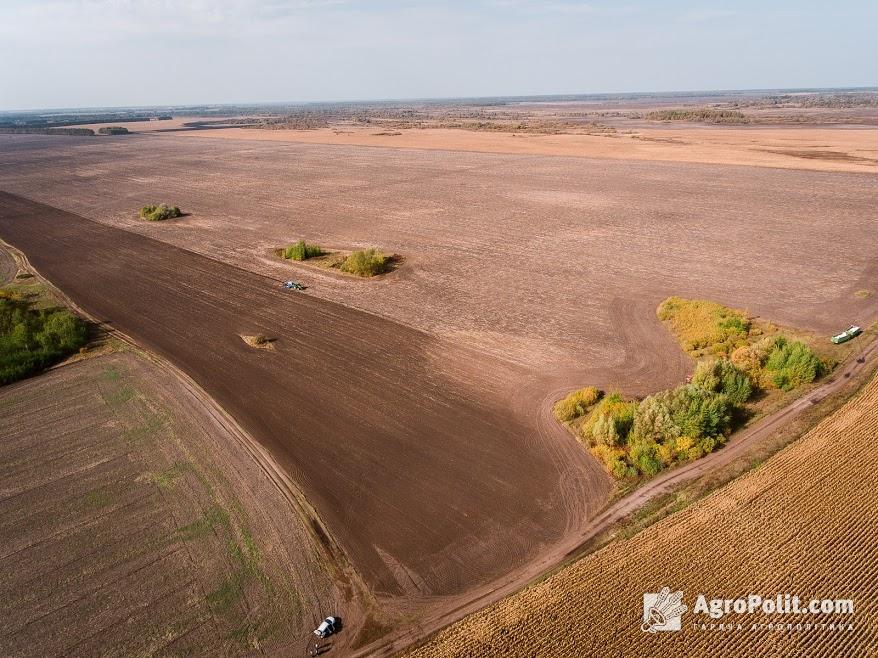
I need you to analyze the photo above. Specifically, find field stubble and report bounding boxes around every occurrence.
[0,350,344,656]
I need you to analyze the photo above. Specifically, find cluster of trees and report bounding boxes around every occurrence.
[732,335,824,391]
[560,337,824,480]
[583,369,740,479]
[0,127,95,136]
[645,108,749,124]
[97,126,129,135]
[0,292,88,384]
[139,204,182,221]
[340,248,391,277]
[282,240,324,261]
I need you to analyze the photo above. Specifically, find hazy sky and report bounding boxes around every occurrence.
[1,0,875,111]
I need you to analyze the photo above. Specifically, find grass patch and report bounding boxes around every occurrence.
[101,365,122,382]
[207,575,245,613]
[79,489,113,510]
[147,461,192,490]
[282,240,324,261]
[175,505,231,542]
[340,248,391,277]
[104,385,135,406]
[0,289,88,385]
[122,410,166,444]
[658,296,753,357]
[139,204,183,221]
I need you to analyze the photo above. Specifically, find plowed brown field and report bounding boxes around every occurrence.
[0,133,874,374]
[1,128,876,653]
[0,351,342,656]
[407,371,878,657]
[0,193,609,608]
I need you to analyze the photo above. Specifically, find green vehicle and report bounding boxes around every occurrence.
[831,325,861,344]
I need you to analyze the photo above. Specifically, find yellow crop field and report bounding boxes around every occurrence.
[408,373,878,657]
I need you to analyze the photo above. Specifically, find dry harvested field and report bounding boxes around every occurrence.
[0,194,608,617]
[174,124,878,173]
[0,350,344,656]
[1,119,876,653]
[408,370,878,658]
[0,133,875,378]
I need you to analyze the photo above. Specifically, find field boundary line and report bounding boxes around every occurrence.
[0,236,372,633]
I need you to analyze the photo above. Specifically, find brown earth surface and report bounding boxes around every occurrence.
[172,125,878,173]
[1,126,876,654]
[0,349,344,656]
[0,194,613,621]
[407,367,878,658]
[0,133,875,375]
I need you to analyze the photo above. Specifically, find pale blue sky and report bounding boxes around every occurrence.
[1,1,875,111]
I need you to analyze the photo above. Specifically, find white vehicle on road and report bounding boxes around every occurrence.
[313,616,338,638]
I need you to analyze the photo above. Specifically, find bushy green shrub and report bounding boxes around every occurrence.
[691,358,753,404]
[340,248,390,277]
[139,204,182,221]
[581,393,637,446]
[731,335,823,391]
[763,337,824,391]
[0,294,88,384]
[553,386,602,422]
[283,240,324,261]
[629,439,663,476]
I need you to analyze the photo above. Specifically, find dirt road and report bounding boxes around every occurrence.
[358,334,877,656]
[0,244,14,284]
[0,192,612,611]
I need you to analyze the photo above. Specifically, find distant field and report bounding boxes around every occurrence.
[0,133,874,378]
[408,370,878,657]
[175,124,878,174]
[0,351,343,656]
[1,109,876,654]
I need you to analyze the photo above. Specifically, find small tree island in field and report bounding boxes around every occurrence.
[98,126,130,135]
[139,204,183,221]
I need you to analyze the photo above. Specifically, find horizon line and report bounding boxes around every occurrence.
[3,85,877,115]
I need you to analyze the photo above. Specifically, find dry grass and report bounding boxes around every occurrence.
[408,371,878,657]
[240,334,273,349]
[657,296,752,357]
[553,386,602,422]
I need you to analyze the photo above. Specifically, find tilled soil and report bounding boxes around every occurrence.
[0,192,611,604]
[0,134,874,374]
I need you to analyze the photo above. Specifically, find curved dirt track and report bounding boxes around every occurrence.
[0,243,15,284]
[360,335,878,657]
[0,192,612,611]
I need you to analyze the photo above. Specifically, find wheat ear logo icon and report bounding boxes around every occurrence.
[642,587,687,633]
